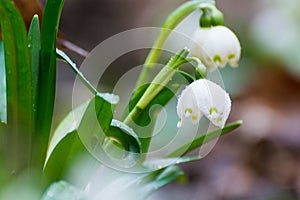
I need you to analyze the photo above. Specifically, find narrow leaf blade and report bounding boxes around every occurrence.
[0,0,33,129]
[139,166,184,199]
[0,0,33,172]
[44,102,88,167]
[43,103,88,180]
[167,120,243,157]
[43,131,86,182]
[37,0,65,166]
[28,14,41,126]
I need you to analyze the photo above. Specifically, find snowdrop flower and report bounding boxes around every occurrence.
[177,79,231,128]
[191,26,241,71]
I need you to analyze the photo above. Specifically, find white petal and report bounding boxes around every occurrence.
[177,79,231,128]
[177,84,202,127]
[191,26,241,70]
[188,79,231,128]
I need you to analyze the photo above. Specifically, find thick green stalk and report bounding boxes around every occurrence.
[135,0,214,89]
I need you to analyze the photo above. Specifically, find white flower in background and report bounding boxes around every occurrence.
[177,79,231,128]
[191,26,241,71]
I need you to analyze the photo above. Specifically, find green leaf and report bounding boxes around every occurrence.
[0,0,33,129]
[128,84,176,153]
[138,166,184,199]
[56,49,97,95]
[43,131,85,182]
[43,103,88,181]
[167,120,243,157]
[89,165,184,200]
[0,0,33,172]
[46,49,106,175]
[55,49,142,171]
[45,93,142,176]
[28,15,41,127]
[0,41,6,124]
[105,119,141,167]
[41,181,85,200]
[37,0,65,164]
[177,70,195,84]
[78,94,117,144]
[27,14,42,169]
[144,156,199,171]
[78,94,142,169]
[45,103,88,165]
[129,84,175,126]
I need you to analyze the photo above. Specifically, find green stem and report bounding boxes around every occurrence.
[135,0,214,89]
[123,106,141,125]
[124,51,209,155]
[186,57,207,78]
[123,67,177,126]
[124,50,207,125]
[124,49,189,125]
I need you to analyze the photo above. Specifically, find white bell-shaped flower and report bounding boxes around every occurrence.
[177,79,231,128]
[191,26,241,71]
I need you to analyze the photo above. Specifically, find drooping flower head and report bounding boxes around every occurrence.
[191,26,241,71]
[177,79,231,128]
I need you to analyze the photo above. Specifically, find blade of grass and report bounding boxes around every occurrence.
[36,0,65,168]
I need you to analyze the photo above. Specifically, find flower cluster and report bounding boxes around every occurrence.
[177,25,241,128]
